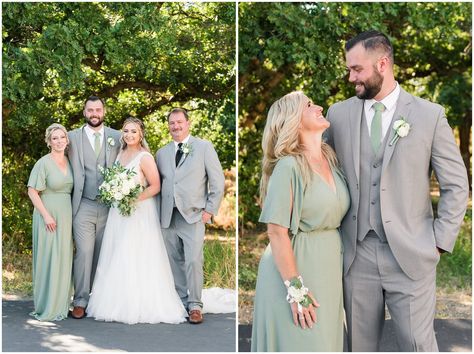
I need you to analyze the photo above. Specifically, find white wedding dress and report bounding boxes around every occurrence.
[201,287,236,314]
[87,151,187,324]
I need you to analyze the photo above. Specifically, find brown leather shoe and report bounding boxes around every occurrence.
[188,309,203,324]
[70,306,86,319]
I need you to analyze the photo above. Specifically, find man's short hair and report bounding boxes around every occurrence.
[345,30,394,63]
[167,107,189,121]
[84,95,105,109]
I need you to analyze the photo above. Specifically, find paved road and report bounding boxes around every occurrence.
[239,319,472,352]
[3,300,236,352]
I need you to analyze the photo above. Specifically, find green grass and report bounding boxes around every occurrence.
[2,250,33,297]
[238,230,267,292]
[203,232,236,289]
[436,208,472,290]
[3,231,236,298]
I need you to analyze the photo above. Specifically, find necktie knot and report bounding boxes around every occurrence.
[373,102,385,113]
[178,142,183,150]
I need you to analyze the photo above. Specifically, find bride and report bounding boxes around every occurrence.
[87,117,187,324]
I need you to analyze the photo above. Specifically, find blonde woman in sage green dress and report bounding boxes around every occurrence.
[27,123,73,321]
[251,91,350,352]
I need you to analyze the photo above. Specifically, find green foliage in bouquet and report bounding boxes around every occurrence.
[98,162,143,216]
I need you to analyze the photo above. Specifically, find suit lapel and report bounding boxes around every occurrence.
[103,127,110,167]
[381,88,413,174]
[168,142,177,171]
[350,98,364,183]
[104,126,112,167]
[177,135,194,169]
[78,126,85,170]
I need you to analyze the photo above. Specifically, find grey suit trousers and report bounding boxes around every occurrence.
[72,198,109,307]
[162,208,205,311]
[344,234,438,352]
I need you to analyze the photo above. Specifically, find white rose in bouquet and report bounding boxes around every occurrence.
[97,162,143,216]
[114,191,124,201]
[122,185,131,196]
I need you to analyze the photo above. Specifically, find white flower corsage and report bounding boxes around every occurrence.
[389,117,410,146]
[284,275,312,313]
[107,137,116,147]
[181,142,193,155]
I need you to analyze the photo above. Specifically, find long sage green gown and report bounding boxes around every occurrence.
[28,154,73,321]
[251,156,350,352]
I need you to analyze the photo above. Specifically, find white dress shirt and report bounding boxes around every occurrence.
[174,135,191,153]
[84,125,104,153]
[364,82,401,142]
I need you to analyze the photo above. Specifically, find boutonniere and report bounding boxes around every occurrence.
[389,117,410,146]
[181,142,193,155]
[107,137,116,148]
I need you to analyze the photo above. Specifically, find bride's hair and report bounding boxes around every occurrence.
[120,117,150,152]
[259,91,339,202]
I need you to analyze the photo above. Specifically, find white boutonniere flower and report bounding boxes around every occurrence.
[389,117,410,146]
[181,143,193,155]
[107,137,116,147]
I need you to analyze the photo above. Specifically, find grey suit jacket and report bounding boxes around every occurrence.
[326,88,469,280]
[68,125,121,216]
[156,135,225,228]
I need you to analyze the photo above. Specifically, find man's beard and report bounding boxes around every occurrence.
[85,115,104,128]
[355,67,383,100]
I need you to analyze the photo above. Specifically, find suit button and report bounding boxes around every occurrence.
[352,215,356,220]
[371,201,376,205]
[372,183,377,187]
[373,164,378,168]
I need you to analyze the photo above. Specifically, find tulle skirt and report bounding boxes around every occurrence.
[87,197,187,324]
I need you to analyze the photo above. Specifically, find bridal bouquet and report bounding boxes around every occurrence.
[97,163,142,216]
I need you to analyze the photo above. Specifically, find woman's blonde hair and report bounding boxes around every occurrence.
[259,91,339,201]
[120,117,150,152]
[45,123,69,149]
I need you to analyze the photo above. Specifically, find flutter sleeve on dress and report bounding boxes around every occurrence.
[27,157,47,192]
[259,156,304,236]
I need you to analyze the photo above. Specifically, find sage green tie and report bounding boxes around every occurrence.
[370,102,385,153]
[94,132,101,158]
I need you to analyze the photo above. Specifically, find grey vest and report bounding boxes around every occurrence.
[357,110,390,242]
[82,130,106,200]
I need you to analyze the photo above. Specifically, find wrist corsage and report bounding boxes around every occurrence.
[284,275,312,313]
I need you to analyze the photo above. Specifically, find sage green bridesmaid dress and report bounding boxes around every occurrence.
[251,156,350,352]
[28,154,73,321]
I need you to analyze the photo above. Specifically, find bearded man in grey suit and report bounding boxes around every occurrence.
[156,108,225,324]
[326,31,469,351]
[68,96,121,319]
